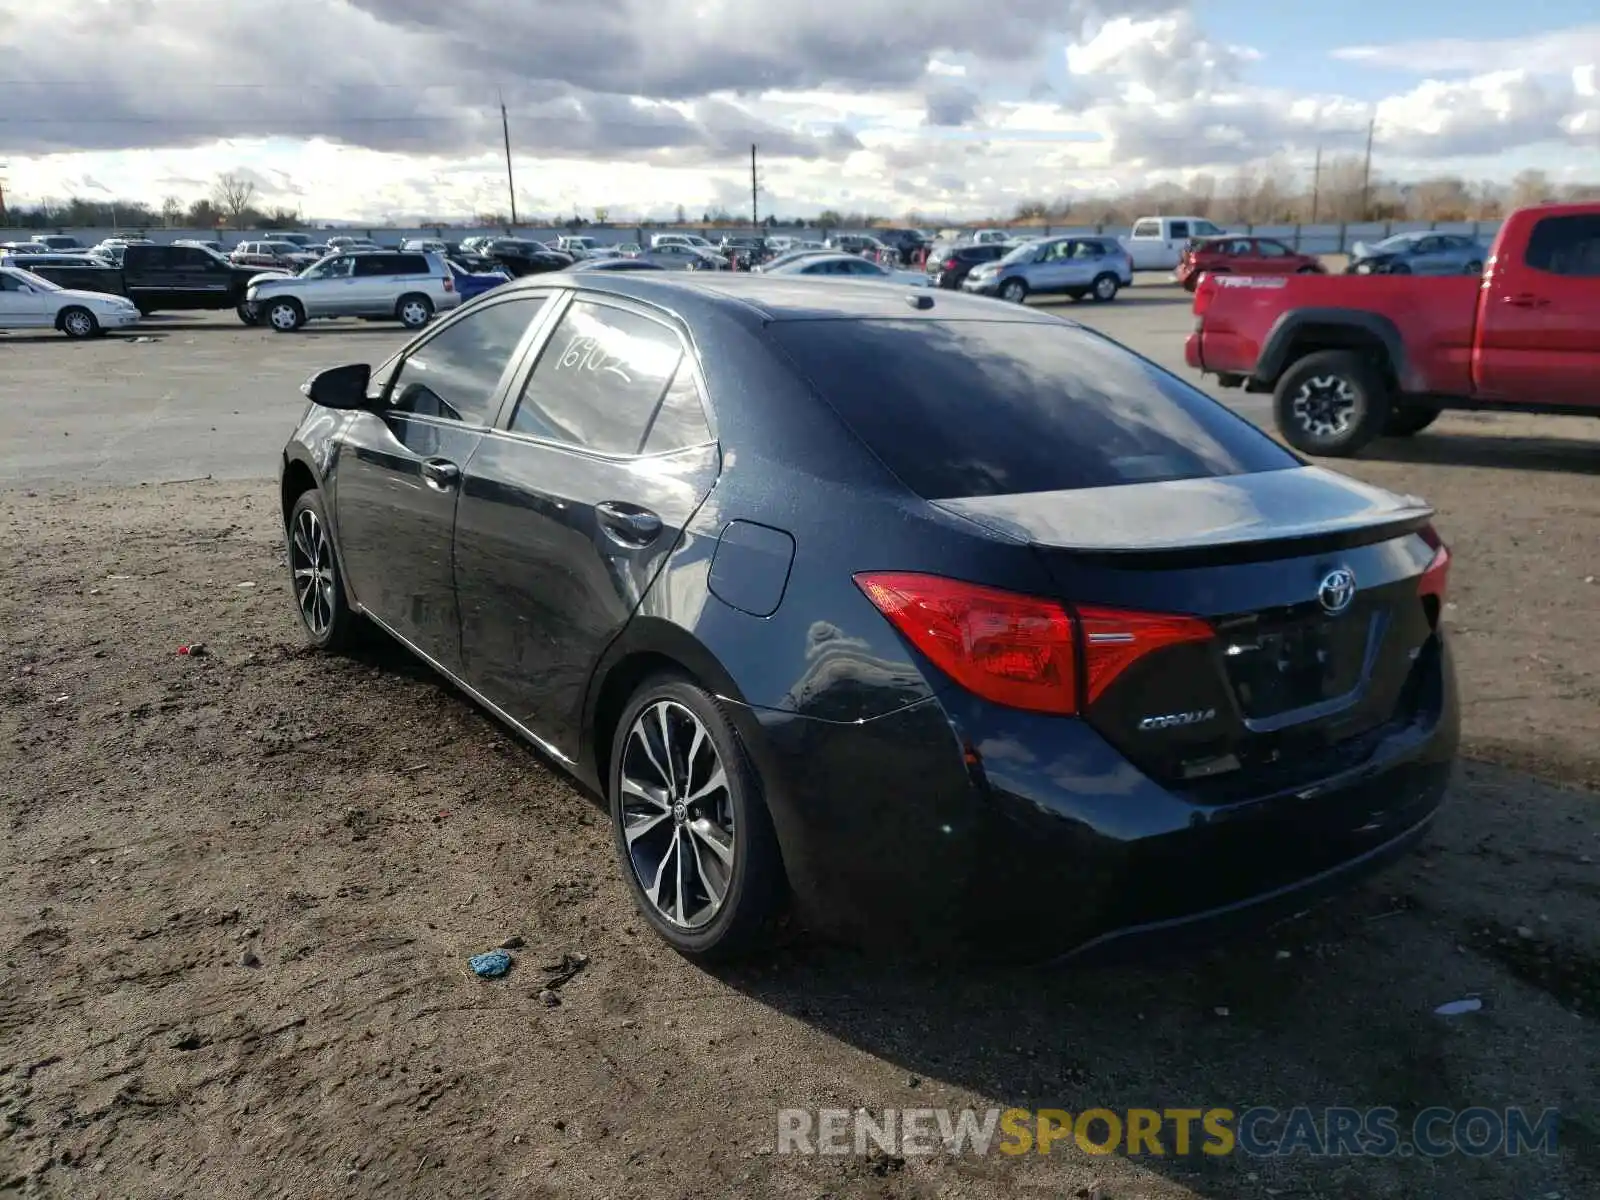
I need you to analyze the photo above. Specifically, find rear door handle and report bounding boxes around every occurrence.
[420,458,460,490]
[1503,293,1550,308]
[596,501,663,547]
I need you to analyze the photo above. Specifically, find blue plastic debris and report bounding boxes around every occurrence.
[469,950,513,979]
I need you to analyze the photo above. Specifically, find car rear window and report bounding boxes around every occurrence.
[767,319,1298,499]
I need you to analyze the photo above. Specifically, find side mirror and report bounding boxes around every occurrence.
[301,363,373,410]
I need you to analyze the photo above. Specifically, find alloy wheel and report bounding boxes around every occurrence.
[290,507,337,637]
[400,300,430,327]
[1000,280,1026,303]
[269,302,300,331]
[1094,275,1117,300]
[618,700,735,930]
[62,310,94,337]
[1291,375,1358,438]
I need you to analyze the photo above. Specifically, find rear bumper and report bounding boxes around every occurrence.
[1184,330,1204,371]
[736,637,1458,962]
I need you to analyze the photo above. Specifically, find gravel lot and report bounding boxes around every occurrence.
[2,291,1598,1199]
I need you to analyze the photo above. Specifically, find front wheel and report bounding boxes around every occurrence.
[1091,273,1120,302]
[265,298,304,332]
[396,293,433,329]
[285,489,359,651]
[237,304,258,326]
[1273,350,1392,458]
[998,278,1028,303]
[609,674,785,961]
[58,307,99,339]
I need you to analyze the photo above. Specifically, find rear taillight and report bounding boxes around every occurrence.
[442,274,454,292]
[1418,524,1451,603]
[854,572,1212,716]
[1193,273,1219,316]
[943,257,958,270]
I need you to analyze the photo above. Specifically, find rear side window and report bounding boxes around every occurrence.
[768,319,1297,499]
[510,301,688,454]
[1524,215,1600,277]
[1131,219,1160,238]
[1168,221,1190,239]
[355,255,398,276]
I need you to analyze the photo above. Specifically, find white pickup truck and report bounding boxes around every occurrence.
[1119,215,1227,271]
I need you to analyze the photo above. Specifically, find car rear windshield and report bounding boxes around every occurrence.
[768,318,1298,499]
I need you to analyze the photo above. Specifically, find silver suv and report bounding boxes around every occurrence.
[962,235,1133,303]
[244,250,460,332]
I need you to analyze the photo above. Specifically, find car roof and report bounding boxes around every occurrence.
[498,271,1073,326]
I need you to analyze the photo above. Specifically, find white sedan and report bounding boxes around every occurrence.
[0,266,141,338]
[760,253,931,287]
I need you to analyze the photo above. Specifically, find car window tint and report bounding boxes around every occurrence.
[1132,220,1160,237]
[353,255,393,276]
[387,296,549,426]
[397,254,429,274]
[510,300,684,454]
[1256,240,1289,256]
[1524,214,1600,277]
[1168,222,1190,239]
[768,319,1298,499]
[640,362,713,454]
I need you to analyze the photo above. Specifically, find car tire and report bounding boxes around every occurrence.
[1387,262,1412,275]
[136,303,157,317]
[58,306,99,339]
[1385,405,1442,437]
[396,293,433,329]
[265,298,304,333]
[1091,272,1120,302]
[609,673,785,961]
[285,488,359,652]
[237,304,258,326]
[998,278,1028,303]
[1066,289,1088,301]
[1273,349,1392,458]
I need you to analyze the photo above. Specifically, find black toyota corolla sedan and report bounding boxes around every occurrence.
[279,273,1458,962]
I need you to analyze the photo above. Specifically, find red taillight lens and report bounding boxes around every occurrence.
[1077,607,1215,705]
[1193,273,1218,316]
[1418,524,1450,602]
[443,274,454,292]
[855,573,1077,714]
[943,257,959,270]
[854,572,1214,715]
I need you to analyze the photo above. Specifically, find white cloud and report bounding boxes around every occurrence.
[2,2,1597,221]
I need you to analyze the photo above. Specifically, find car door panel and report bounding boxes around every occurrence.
[454,296,719,756]
[330,292,555,672]
[0,273,49,326]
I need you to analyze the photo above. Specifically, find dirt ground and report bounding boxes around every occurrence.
[2,408,1599,1197]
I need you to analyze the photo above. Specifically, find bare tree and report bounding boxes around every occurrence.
[1510,169,1553,210]
[160,195,183,227]
[213,172,257,228]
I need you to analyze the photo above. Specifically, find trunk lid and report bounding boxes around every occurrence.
[934,468,1443,793]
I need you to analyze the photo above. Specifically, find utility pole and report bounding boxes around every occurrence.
[1310,145,1322,224]
[0,161,8,224]
[750,144,759,237]
[1360,115,1376,222]
[500,93,518,228]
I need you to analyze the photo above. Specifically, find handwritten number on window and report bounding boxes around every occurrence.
[557,334,633,383]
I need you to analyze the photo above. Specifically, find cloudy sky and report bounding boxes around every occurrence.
[1,0,1597,221]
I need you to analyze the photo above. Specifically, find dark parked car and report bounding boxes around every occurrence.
[482,239,572,277]
[925,242,1011,289]
[105,243,273,316]
[279,274,1458,962]
[0,253,128,297]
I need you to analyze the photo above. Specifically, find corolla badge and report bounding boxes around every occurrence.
[1138,708,1216,731]
[1318,567,1357,615]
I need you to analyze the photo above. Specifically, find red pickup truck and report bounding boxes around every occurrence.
[1185,202,1600,456]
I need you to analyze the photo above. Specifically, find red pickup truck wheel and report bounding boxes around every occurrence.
[1272,350,1391,457]
[1385,406,1441,437]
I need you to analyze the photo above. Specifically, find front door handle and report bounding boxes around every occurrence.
[596,501,663,547]
[420,458,460,491]
[1503,293,1550,308]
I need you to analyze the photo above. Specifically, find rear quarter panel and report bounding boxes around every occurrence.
[1196,275,1482,394]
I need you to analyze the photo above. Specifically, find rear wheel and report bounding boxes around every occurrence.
[998,278,1028,303]
[237,304,258,326]
[1091,272,1120,302]
[1273,350,1392,458]
[609,674,785,961]
[1387,262,1412,275]
[58,307,99,339]
[396,293,433,329]
[1385,405,1441,437]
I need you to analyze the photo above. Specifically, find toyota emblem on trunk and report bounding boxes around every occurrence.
[1318,567,1357,615]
